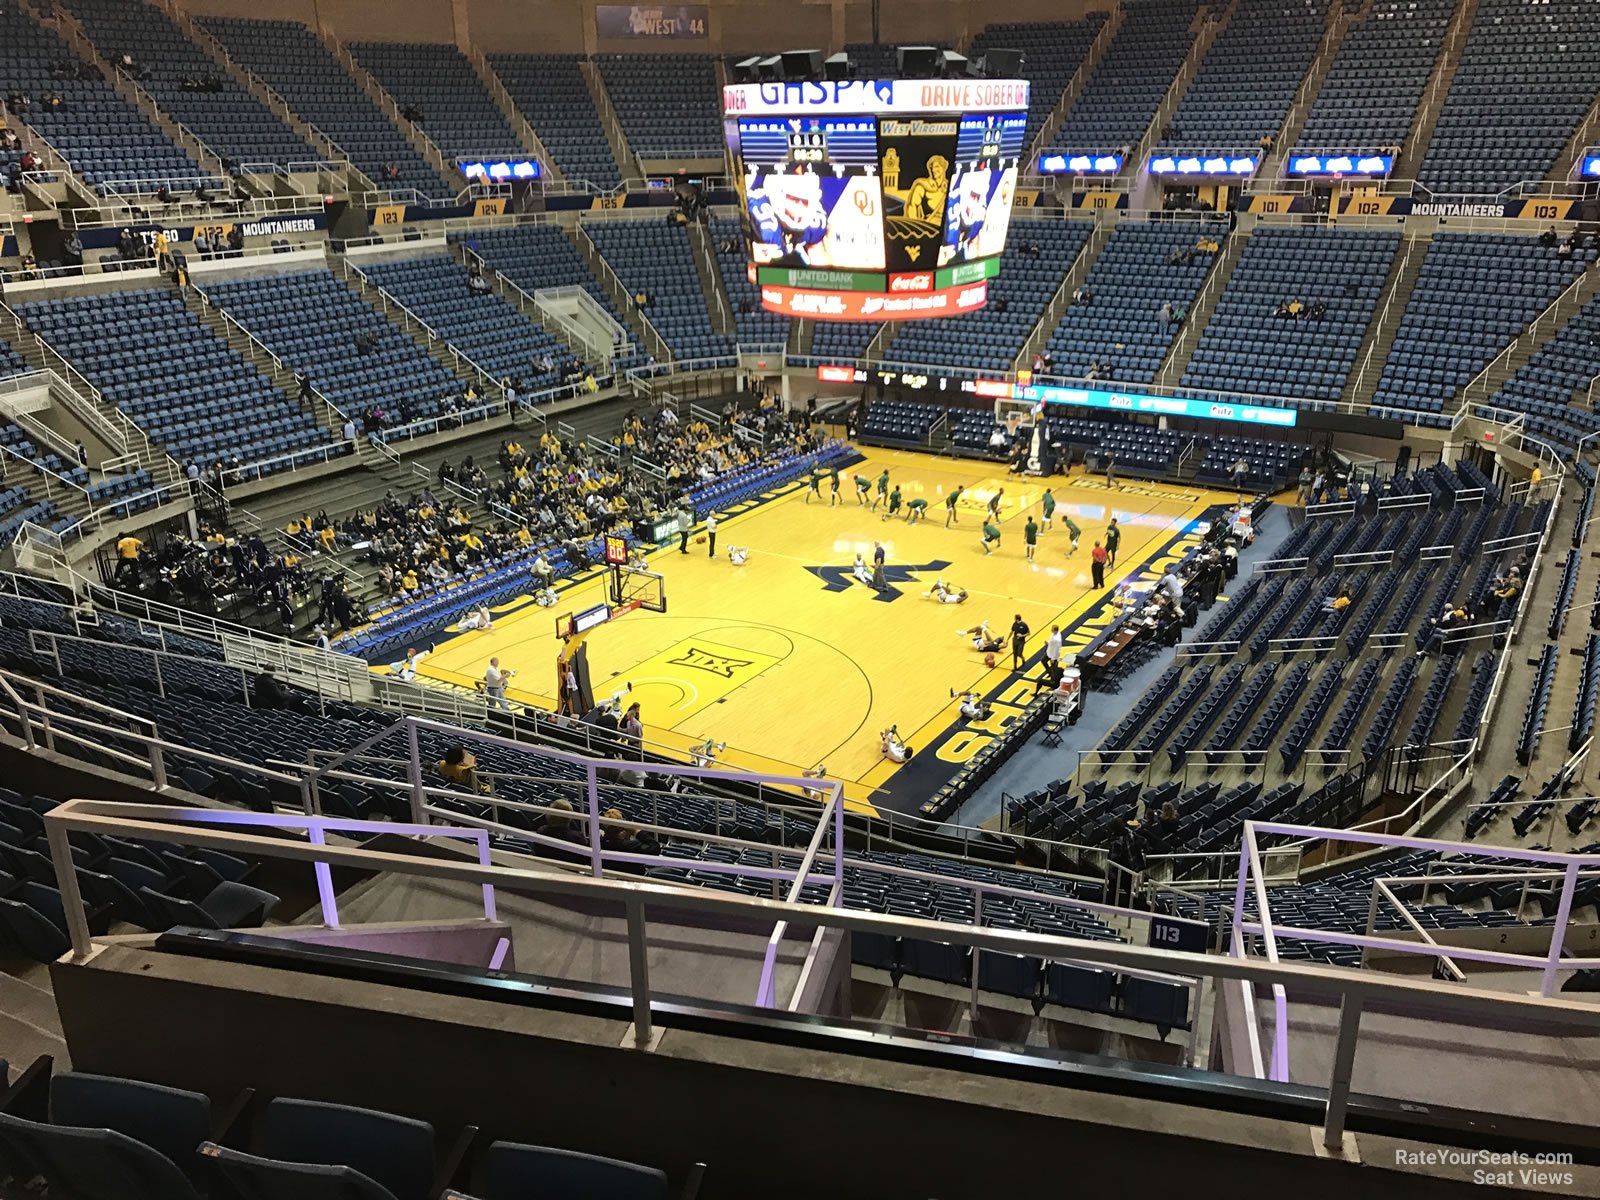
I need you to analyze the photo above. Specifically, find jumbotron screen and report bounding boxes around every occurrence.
[722,79,1029,320]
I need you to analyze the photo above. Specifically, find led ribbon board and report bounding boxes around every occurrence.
[1287,153,1394,177]
[1021,382,1298,428]
[1037,153,1123,174]
[459,159,541,180]
[1148,155,1258,176]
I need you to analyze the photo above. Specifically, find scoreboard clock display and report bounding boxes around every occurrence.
[724,79,1029,322]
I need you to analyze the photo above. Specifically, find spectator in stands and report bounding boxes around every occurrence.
[467,269,490,295]
[1491,574,1522,604]
[1258,133,1274,154]
[1296,466,1312,507]
[1159,300,1173,325]
[1540,226,1559,249]
[1307,299,1327,321]
[114,530,143,584]
[401,102,424,124]
[1107,820,1145,905]
[1230,457,1249,492]
[604,809,658,860]
[1321,587,1353,615]
[543,798,584,842]
[384,162,400,182]
[437,744,481,792]
[251,670,295,711]
[1147,802,1181,853]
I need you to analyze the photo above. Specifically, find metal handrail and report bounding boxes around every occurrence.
[337,257,505,397]
[574,220,670,361]
[33,791,1600,1144]
[178,11,360,175]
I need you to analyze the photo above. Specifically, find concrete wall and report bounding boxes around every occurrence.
[177,0,1113,54]
[51,944,1580,1200]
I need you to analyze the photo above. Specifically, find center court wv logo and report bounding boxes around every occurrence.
[667,646,755,678]
[805,559,952,603]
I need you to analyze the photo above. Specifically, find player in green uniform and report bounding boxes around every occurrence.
[1024,516,1039,561]
[981,521,1001,554]
[806,466,823,503]
[1041,488,1056,529]
[945,485,963,527]
[906,497,929,524]
[829,466,841,506]
[854,474,872,505]
[882,484,902,521]
[1062,514,1081,555]
[870,469,890,511]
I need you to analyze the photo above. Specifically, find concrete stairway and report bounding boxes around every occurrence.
[1154,225,1249,388]
[788,319,816,359]
[1455,268,1600,416]
[446,240,610,366]
[686,220,735,339]
[1545,92,1600,187]
[1343,232,1430,412]
[333,258,503,398]
[0,966,68,1070]
[1392,0,1478,183]
[178,284,350,446]
[1259,1,1357,181]
[1030,6,1127,162]
[1122,0,1235,185]
[566,222,672,362]
[317,29,458,195]
[1014,214,1116,371]
[466,49,562,180]
[33,0,229,182]
[579,60,645,186]
[0,307,184,486]
[177,8,374,192]
[1467,495,1594,821]
[863,321,904,365]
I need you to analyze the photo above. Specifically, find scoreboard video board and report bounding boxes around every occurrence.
[723,79,1029,321]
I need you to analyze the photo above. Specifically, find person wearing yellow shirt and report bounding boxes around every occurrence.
[319,525,337,551]
[401,568,419,592]
[1530,465,1543,488]
[114,532,144,584]
[516,527,533,547]
[286,519,302,537]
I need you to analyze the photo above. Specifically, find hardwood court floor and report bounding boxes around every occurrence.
[402,447,1238,813]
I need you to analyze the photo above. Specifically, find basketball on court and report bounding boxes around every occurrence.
[984,652,997,668]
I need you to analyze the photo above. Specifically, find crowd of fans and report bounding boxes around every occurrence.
[108,392,826,639]
[110,521,359,632]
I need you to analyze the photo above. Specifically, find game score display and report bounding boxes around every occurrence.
[723,79,1029,321]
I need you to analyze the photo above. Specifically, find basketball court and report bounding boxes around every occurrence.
[387,447,1246,814]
